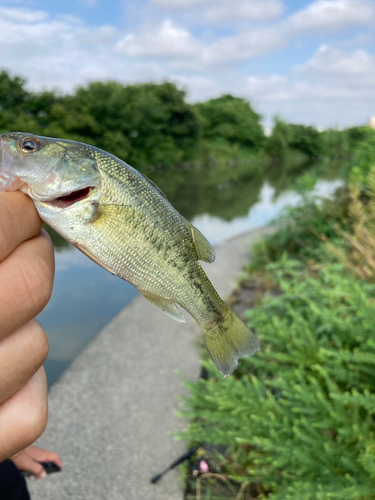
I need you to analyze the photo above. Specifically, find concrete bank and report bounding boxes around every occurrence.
[29,225,274,500]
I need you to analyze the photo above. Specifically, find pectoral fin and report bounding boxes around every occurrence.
[140,290,186,323]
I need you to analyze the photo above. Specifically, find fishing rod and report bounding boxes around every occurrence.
[150,444,202,484]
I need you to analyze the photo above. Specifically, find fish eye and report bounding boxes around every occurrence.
[20,136,41,153]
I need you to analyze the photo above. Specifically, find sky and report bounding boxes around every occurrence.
[0,0,374,128]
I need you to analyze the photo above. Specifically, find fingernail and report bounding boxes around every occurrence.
[39,470,48,479]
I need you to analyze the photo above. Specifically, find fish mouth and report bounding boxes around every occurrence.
[46,186,94,209]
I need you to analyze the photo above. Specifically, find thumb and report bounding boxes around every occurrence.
[12,453,47,479]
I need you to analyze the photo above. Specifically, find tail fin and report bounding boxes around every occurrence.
[202,306,260,376]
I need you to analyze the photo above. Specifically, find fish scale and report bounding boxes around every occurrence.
[0,132,260,376]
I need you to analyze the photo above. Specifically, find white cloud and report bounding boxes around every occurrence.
[206,0,284,22]
[201,0,375,63]
[342,33,375,47]
[119,0,375,67]
[0,7,120,91]
[244,47,375,104]
[148,0,375,30]
[115,20,287,67]
[0,3,374,129]
[289,0,375,33]
[115,20,201,59]
[0,6,48,23]
[290,45,375,99]
[261,81,357,102]
[236,45,375,127]
[299,45,375,79]
[204,27,288,64]
[169,74,219,99]
[150,0,285,22]
[246,75,287,97]
[151,0,205,6]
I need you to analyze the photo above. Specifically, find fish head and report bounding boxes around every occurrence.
[0,132,102,229]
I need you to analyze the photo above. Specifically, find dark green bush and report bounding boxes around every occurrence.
[350,133,375,183]
[267,117,323,160]
[249,188,350,269]
[194,94,265,151]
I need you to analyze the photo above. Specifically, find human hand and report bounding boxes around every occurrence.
[0,192,54,461]
[11,445,62,479]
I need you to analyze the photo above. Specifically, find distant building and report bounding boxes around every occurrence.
[263,126,272,137]
[369,116,375,130]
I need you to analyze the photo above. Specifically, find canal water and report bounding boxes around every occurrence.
[38,161,343,386]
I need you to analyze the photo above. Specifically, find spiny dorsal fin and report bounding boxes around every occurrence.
[182,217,215,263]
[140,290,186,323]
[139,172,168,199]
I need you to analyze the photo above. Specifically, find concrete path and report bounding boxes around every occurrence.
[29,226,273,500]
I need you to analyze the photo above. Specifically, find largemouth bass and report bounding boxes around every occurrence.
[0,133,259,375]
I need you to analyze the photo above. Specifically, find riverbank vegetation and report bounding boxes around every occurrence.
[179,125,375,498]
[0,69,371,177]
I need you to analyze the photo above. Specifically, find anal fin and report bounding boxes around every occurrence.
[140,290,186,323]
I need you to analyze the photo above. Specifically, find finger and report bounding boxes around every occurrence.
[0,231,54,341]
[0,367,48,462]
[12,452,47,479]
[0,320,49,404]
[0,191,42,262]
[23,446,63,470]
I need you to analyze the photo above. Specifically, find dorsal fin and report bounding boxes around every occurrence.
[139,172,168,199]
[182,217,215,263]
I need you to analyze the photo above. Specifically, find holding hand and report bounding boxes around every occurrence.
[12,445,62,479]
[0,192,55,461]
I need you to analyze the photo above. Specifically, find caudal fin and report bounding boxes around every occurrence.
[202,306,260,376]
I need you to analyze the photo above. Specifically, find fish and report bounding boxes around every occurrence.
[0,132,260,376]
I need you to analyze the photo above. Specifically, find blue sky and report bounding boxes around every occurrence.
[0,0,374,128]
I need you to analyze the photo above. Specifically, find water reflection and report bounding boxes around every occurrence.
[192,179,343,245]
[39,157,343,386]
[151,160,266,222]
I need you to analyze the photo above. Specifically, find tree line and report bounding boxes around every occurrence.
[0,70,371,172]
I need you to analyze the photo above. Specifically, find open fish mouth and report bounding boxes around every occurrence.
[41,186,94,209]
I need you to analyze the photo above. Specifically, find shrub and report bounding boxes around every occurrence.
[249,188,350,269]
[195,94,265,150]
[180,259,375,499]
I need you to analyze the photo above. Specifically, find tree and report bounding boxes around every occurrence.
[195,94,265,150]
[266,116,293,159]
[0,70,29,112]
[289,123,322,158]
[267,117,322,160]
[66,80,200,169]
